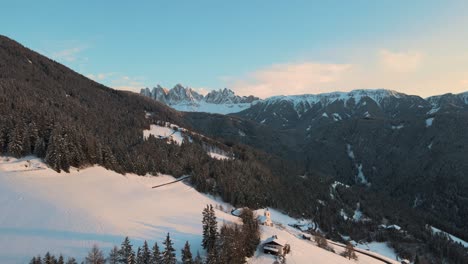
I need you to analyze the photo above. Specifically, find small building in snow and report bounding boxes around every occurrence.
[258,208,273,227]
[263,235,288,255]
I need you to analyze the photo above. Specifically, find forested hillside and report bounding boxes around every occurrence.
[1,35,467,263]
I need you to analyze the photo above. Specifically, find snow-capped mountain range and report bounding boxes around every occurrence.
[140,84,259,114]
[141,86,468,116]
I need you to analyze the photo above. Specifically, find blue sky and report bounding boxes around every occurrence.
[2,1,468,97]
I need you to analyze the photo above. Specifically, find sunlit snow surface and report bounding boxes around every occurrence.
[430,226,468,248]
[143,124,185,145]
[250,208,399,264]
[0,156,238,263]
[0,157,397,263]
[168,102,251,114]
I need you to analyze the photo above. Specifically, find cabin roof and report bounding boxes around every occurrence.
[263,236,286,247]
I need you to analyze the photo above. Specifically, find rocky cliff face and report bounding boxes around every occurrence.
[140,86,259,114]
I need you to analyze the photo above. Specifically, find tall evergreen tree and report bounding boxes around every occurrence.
[33,137,46,158]
[193,252,202,264]
[108,246,120,264]
[119,237,135,264]
[208,204,218,252]
[140,241,151,264]
[7,124,24,158]
[202,204,218,253]
[180,241,193,264]
[119,236,134,264]
[202,205,210,250]
[57,254,64,264]
[162,233,176,264]
[30,256,42,264]
[43,252,56,264]
[26,121,39,154]
[151,242,163,264]
[85,244,105,264]
[127,250,136,264]
[205,247,218,264]
[44,127,63,172]
[136,247,142,264]
[66,257,78,264]
[240,208,260,257]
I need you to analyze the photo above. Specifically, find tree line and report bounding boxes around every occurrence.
[29,205,260,264]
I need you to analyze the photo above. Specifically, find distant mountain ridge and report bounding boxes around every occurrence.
[235,89,468,128]
[142,85,468,117]
[140,85,259,114]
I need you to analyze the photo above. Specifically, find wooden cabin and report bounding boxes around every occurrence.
[263,235,287,255]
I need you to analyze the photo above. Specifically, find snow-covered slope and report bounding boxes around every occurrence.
[0,156,238,263]
[140,85,259,114]
[0,157,398,264]
[142,122,233,160]
[250,209,399,264]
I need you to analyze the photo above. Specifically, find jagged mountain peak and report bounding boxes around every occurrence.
[140,85,259,114]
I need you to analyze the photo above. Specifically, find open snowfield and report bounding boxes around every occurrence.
[0,156,398,263]
[0,156,239,263]
[251,225,399,264]
[169,102,252,114]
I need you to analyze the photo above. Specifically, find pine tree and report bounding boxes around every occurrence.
[45,127,63,172]
[205,247,218,264]
[151,242,163,264]
[119,236,134,264]
[208,204,218,252]
[35,256,43,264]
[193,252,203,264]
[240,208,260,257]
[202,204,218,253]
[33,137,46,158]
[57,254,64,264]
[162,233,176,264]
[59,131,72,172]
[181,241,193,264]
[30,256,42,264]
[85,244,105,264]
[136,247,142,264]
[43,252,56,264]
[127,250,136,264]
[141,241,151,264]
[26,121,39,153]
[108,246,120,264]
[7,124,24,158]
[66,257,78,264]
[202,205,210,250]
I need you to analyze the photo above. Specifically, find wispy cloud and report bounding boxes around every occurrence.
[87,72,116,81]
[110,75,146,92]
[228,62,352,98]
[51,47,85,62]
[379,49,424,72]
[225,48,468,98]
